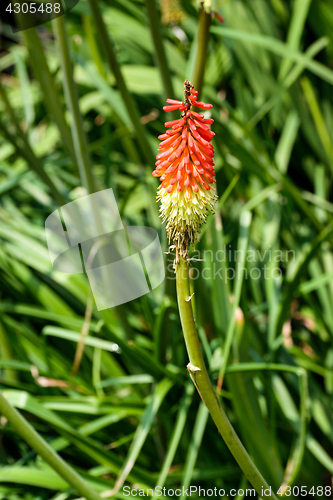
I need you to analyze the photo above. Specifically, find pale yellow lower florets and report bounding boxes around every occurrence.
[157,185,218,253]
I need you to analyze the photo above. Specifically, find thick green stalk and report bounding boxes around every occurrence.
[53,15,96,194]
[176,258,278,499]
[191,6,211,96]
[87,0,155,166]
[0,391,101,500]
[145,0,175,100]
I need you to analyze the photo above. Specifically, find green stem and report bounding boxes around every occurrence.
[0,391,101,500]
[53,14,135,344]
[191,6,211,96]
[53,15,96,194]
[0,321,18,383]
[87,0,155,166]
[176,258,278,499]
[15,9,76,163]
[145,0,175,100]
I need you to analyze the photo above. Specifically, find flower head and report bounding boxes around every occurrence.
[153,80,217,258]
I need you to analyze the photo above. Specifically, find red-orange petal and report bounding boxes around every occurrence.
[166,99,183,105]
[163,105,182,112]
[193,101,213,110]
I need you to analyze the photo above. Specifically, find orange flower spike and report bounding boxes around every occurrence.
[153,80,218,257]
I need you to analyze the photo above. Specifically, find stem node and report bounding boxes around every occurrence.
[176,257,278,500]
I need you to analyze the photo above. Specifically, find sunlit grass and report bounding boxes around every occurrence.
[0,0,333,498]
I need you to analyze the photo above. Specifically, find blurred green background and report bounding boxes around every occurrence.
[0,0,333,498]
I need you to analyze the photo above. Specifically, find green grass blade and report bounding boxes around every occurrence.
[212,27,333,86]
[217,211,252,386]
[108,378,173,496]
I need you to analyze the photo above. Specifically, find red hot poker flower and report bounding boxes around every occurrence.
[153,80,217,257]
